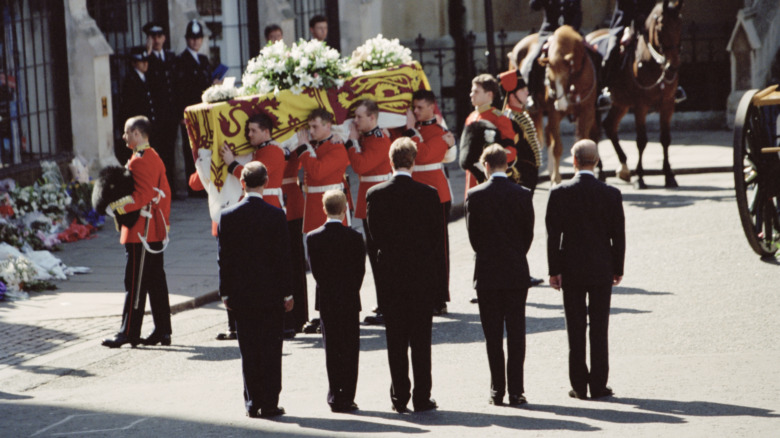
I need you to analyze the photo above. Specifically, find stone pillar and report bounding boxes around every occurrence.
[63,0,118,175]
[338,0,383,56]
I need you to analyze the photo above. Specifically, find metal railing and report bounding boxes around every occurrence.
[0,0,71,173]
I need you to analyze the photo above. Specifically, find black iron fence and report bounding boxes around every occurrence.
[0,0,70,174]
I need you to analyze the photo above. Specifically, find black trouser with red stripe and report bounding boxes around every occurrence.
[119,242,172,339]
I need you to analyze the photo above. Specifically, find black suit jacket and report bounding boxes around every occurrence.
[218,196,292,315]
[147,50,177,122]
[121,69,156,123]
[465,176,534,290]
[175,49,212,116]
[306,221,366,313]
[366,174,445,310]
[546,172,625,286]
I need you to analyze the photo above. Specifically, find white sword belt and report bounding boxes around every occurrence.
[281,177,298,185]
[359,173,392,183]
[305,183,344,194]
[415,163,443,172]
[262,188,285,206]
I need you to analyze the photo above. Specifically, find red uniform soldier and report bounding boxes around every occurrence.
[102,116,172,349]
[345,99,393,220]
[465,74,518,194]
[295,108,350,234]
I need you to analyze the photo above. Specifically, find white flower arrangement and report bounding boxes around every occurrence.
[0,255,36,292]
[202,82,240,103]
[348,34,413,71]
[240,39,354,96]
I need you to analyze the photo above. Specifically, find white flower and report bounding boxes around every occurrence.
[347,34,413,71]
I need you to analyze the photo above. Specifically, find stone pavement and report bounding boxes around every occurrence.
[0,128,734,377]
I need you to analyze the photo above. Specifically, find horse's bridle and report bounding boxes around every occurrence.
[635,12,681,91]
[546,42,597,108]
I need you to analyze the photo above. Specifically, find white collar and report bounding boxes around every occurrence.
[155,50,165,61]
[135,69,146,82]
[187,48,200,63]
[490,171,507,179]
[394,170,412,177]
[245,191,263,199]
[577,170,595,177]
[326,218,342,224]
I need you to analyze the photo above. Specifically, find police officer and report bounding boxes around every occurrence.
[143,21,178,195]
[522,0,582,109]
[176,20,213,196]
[120,47,155,163]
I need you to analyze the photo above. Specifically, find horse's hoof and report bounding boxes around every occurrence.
[618,165,631,182]
[665,176,678,188]
[634,179,648,190]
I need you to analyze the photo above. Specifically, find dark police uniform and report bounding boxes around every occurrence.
[175,20,212,192]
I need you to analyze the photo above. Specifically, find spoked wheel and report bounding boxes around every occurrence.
[733,90,780,257]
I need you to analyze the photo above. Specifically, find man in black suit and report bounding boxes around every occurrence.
[306,190,365,413]
[176,20,213,195]
[546,139,625,400]
[366,137,445,413]
[143,21,178,194]
[465,145,534,406]
[218,161,294,418]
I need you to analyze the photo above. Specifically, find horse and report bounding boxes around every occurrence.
[509,26,600,184]
[586,0,684,189]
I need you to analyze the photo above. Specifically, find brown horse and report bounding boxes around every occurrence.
[509,26,599,184]
[587,1,684,189]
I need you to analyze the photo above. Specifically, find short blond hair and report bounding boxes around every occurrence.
[322,190,347,216]
[389,137,417,169]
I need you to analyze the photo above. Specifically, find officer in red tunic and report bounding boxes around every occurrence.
[400,90,456,315]
[465,74,518,195]
[295,108,350,234]
[281,152,309,333]
[345,99,392,222]
[220,113,286,209]
[102,116,172,348]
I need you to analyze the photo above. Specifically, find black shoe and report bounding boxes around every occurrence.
[216,331,237,340]
[371,306,381,314]
[363,314,385,325]
[302,320,320,334]
[331,402,359,413]
[432,304,448,316]
[568,389,587,400]
[142,332,171,346]
[508,394,528,406]
[413,398,438,412]
[246,410,259,418]
[391,404,409,413]
[259,406,285,418]
[529,276,544,287]
[590,386,614,399]
[470,297,479,304]
[283,329,296,339]
[489,395,504,406]
[101,334,141,349]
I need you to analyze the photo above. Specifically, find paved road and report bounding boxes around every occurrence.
[1,171,778,437]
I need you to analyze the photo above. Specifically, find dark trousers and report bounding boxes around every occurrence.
[362,219,381,311]
[437,201,451,305]
[384,306,433,408]
[179,125,196,193]
[120,242,171,338]
[562,283,612,395]
[152,121,179,194]
[477,287,528,398]
[235,309,283,414]
[321,308,360,407]
[285,218,308,330]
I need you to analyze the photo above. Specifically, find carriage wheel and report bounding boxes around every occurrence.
[733,90,780,257]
